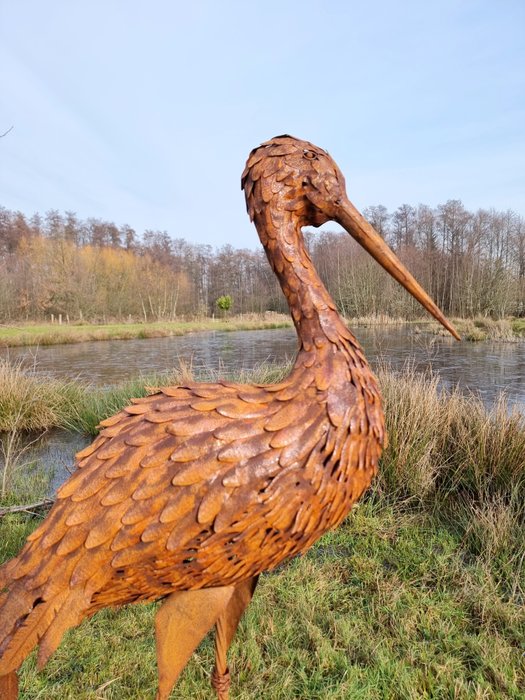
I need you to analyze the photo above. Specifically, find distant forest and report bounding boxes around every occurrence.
[0,201,524,322]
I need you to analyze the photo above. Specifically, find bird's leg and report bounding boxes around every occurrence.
[0,670,19,700]
[154,586,235,700]
[211,576,259,700]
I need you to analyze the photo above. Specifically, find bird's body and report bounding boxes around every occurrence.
[0,136,457,699]
[0,338,382,623]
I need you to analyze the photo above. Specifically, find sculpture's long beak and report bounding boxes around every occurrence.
[336,197,460,340]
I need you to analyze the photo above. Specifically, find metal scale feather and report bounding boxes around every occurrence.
[0,135,456,700]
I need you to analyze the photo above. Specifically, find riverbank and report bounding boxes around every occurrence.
[426,315,525,341]
[1,314,524,348]
[0,314,292,348]
[1,362,523,697]
[0,315,413,351]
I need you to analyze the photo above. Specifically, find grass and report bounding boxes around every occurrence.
[346,313,414,327]
[0,314,292,348]
[425,316,525,342]
[346,314,418,328]
[511,318,525,336]
[1,362,524,697]
[2,315,524,350]
[0,359,84,433]
[0,359,291,435]
[2,504,523,699]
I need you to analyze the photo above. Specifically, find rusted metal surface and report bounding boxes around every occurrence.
[0,136,457,699]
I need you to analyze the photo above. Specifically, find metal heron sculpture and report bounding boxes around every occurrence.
[0,136,458,699]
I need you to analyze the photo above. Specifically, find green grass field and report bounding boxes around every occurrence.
[2,503,523,699]
[0,315,292,348]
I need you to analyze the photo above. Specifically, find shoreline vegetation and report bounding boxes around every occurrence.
[0,313,292,348]
[1,362,524,697]
[1,313,524,348]
[426,315,525,342]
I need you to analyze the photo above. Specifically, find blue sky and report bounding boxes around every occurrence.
[1,1,524,249]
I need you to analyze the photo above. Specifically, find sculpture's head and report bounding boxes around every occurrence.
[242,135,460,340]
[241,135,346,227]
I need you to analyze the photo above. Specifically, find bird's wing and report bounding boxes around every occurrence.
[0,371,336,672]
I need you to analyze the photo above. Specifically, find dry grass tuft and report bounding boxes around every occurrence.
[346,313,409,327]
[427,316,520,341]
[0,359,82,432]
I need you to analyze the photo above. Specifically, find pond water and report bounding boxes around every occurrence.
[3,326,524,493]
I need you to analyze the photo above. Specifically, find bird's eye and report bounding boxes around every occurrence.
[303,149,317,160]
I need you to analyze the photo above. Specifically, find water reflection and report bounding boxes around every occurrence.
[0,330,299,385]
[3,430,89,499]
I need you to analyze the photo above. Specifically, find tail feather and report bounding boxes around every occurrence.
[0,588,68,675]
[36,587,89,669]
[1,494,115,679]
[0,548,113,677]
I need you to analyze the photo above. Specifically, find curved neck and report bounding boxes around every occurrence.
[255,212,351,351]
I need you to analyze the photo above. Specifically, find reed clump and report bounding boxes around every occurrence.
[0,360,83,432]
[377,365,525,504]
[2,359,524,541]
[427,316,520,341]
[346,313,409,327]
[377,364,525,598]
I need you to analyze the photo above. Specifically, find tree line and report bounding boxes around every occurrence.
[0,201,523,323]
